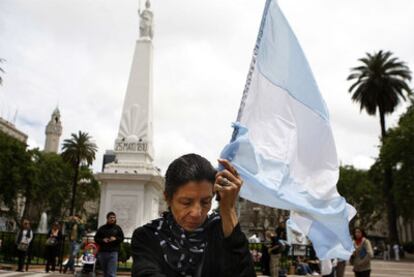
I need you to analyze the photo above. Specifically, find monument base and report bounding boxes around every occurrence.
[95,169,164,237]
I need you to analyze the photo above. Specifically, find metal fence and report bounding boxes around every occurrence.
[0,231,312,273]
[0,232,133,272]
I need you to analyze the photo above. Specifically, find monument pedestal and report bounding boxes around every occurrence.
[96,170,163,237]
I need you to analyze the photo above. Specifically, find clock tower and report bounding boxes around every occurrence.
[44,108,62,153]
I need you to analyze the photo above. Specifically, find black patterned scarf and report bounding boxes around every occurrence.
[145,211,220,276]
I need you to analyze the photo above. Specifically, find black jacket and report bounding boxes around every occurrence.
[94,224,124,252]
[131,221,255,277]
[46,229,63,247]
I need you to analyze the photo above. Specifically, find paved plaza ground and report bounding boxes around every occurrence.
[1,260,414,277]
[342,260,414,277]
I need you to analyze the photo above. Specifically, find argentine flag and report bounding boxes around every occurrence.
[220,0,356,260]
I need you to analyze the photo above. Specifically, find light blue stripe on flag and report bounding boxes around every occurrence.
[258,0,329,120]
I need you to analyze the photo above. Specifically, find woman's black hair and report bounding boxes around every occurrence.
[353,227,367,239]
[164,153,217,200]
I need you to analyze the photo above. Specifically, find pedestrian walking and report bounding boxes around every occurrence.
[94,212,124,277]
[268,227,285,277]
[63,214,85,273]
[260,231,272,276]
[15,219,33,272]
[335,259,346,277]
[350,227,373,277]
[45,222,62,272]
[382,242,390,260]
[393,243,400,261]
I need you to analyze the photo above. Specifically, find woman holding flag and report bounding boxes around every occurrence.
[131,154,255,277]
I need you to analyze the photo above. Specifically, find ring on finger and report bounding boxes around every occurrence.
[221,177,230,186]
[215,184,223,192]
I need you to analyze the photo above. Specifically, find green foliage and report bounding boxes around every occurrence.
[61,131,98,216]
[0,232,17,261]
[380,103,414,221]
[0,132,31,219]
[118,242,131,263]
[339,102,414,234]
[337,165,383,229]
[348,50,412,243]
[74,166,100,216]
[61,131,98,168]
[0,130,99,225]
[27,150,73,221]
[403,241,414,254]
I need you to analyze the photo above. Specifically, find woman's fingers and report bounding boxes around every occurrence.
[216,170,241,185]
[216,175,242,191]
[218,159,239,177]
[214,182,238,194]
[215,159,244,206]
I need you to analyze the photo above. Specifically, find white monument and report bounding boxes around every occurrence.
[44,108,62,153]
[96,0,163,237]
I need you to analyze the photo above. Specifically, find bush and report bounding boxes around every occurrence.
[118,242,131,263]
[1,233,17,261]
[403,241,414,254]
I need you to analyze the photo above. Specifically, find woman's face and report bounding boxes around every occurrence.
[354,229,363,239]
[167,180,214,232]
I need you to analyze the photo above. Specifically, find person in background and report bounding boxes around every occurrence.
[260,231,272,276]
[248,233,260,243]
[94,212,124,277]
[307,243,320,274]
[382,241,390,261]
[45,222,62,273]
[15,219,33,272]
[63,214,85,273]
[350,227,373,277]
[393,243,400,261]
[275,221,287,241]
[335,259,346,277]
[268,227,285,277]
[295,256,315,275]
[321,259,336,277]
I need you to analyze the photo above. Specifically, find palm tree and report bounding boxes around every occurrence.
[348,50,412,244]
[61,131,98,216]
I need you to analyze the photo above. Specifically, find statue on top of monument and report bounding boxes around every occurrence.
[139,0,153,39]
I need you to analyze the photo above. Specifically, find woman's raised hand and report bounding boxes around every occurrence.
[215,159,243,237]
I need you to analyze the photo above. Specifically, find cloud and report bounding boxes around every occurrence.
[1,0,413,174]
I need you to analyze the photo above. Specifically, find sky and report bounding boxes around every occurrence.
[0,0,413,173]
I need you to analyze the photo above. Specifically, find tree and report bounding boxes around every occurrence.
[380,102,414,222]
[27,151,73,222]
[337,165,383,229]
[73,165,100,215]
[0,132,31,222]
[347,50,412,243]
[61,131,98,216]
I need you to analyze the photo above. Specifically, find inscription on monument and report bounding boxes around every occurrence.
[115,142,148,152]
